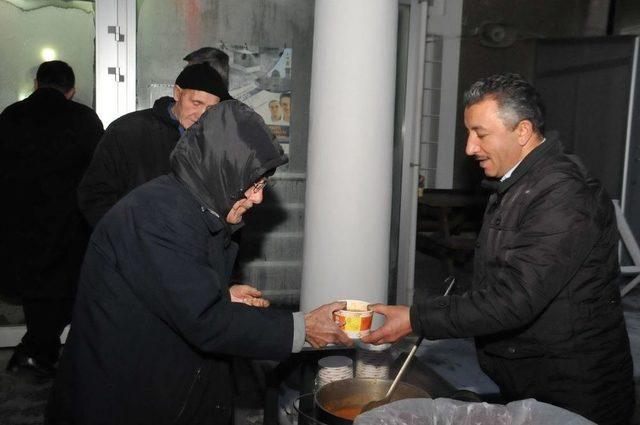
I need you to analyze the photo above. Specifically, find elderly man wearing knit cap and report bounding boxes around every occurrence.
[183,46,230,88]
[78,63,231,228]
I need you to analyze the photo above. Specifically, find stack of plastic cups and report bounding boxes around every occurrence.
[355,340,391,379]
[315,355,353,390]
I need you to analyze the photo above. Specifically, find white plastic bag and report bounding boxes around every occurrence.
[354,398,596,425]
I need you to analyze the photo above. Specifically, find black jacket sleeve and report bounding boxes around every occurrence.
[118,204,294,361]
[77,127,126,227]
[78,111,104,161]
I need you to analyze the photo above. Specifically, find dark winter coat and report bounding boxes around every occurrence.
[410,134,634,425]
[0,88,103,299]
[77,96,179,227]
[56,101,290,425]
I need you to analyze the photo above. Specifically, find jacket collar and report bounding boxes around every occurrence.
[31,87,67,100]
[482,131,561,194]
[152,96,180,128]
[171,175,236,238]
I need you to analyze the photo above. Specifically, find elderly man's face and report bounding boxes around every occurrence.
[172,86,221,129]
[464,97,523,178]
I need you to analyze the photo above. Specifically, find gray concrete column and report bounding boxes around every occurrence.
[300,0,398,311]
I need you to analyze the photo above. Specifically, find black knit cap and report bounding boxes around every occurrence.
[175,63,232,101]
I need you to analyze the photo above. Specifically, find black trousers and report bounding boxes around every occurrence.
[19,297,74,365]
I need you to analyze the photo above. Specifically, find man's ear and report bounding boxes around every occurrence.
[173,85,182,102]
[516,120,534,146]
[64,87,76,100]
[34,79,39,90]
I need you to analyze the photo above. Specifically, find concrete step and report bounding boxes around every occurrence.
[237,231,303,262]
[236,260,302,306]
[235,172,306,306]
[262,172,306,205]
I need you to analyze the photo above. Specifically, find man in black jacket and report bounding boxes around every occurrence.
[46,100,351,425]
[0,61,103,378]
[78,62,230,227]
[363,74,634,424]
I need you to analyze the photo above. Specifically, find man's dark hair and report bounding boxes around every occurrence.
[463,73,545,134]
[36,60,75,93]
[280,92,291,101]
[183,47,230,88]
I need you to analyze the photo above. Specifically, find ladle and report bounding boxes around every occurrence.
[360,335,423,413]
[360,276,456,414]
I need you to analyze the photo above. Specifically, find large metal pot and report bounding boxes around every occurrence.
[314,378,430,424]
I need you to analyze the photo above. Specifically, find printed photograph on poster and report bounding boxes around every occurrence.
[226,45,292,156]
[148,44,292,156]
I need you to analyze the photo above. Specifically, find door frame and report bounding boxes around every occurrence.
[395,0,428,306]
[95,0,137,126]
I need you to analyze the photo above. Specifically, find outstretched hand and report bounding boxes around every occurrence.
[360,304,413,345]
[229,284,270,308]
[305,301,354,348]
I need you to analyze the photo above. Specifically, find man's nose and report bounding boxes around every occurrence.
[465,135,478,157]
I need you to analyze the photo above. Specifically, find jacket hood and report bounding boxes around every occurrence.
[152,96,179,127]
[170,100,288,220]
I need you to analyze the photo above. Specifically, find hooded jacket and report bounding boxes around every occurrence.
[77,96,180,227]
[170,98,287,225]
[410,134,634,424]
[53,101,290,425]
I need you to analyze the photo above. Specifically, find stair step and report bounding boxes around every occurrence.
[236,172,307,306]
[237,232,304,261]
[236,260,302,306]
[262,172,306,205]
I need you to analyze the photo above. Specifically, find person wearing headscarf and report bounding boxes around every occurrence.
[47,100,351,425]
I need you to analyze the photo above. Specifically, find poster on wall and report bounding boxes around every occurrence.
[148,44,292,156]
[226,45,292,155]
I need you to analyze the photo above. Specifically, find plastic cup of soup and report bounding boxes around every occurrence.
[333,299,373,338]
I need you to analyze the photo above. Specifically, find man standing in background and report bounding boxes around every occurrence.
[78,62,231,227]
[0,60,103,378]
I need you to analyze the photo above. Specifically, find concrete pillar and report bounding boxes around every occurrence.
[300,0,398,311]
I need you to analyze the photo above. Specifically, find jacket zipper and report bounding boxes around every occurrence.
[174,367,202,423]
